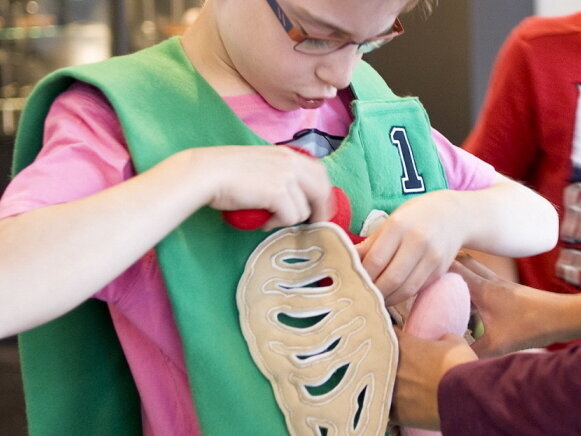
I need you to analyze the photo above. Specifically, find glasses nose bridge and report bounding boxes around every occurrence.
[347,40,366,54]
[316,45,361,90]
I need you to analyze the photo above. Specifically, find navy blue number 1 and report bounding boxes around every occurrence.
[390,127,425,193]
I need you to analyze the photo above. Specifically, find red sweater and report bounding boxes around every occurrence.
[464,12,581,295]
[445,13,581,433]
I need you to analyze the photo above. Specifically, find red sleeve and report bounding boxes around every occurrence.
[462,23,539,181]
[438,345,581,435]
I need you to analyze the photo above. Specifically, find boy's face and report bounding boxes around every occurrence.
[214,0,410,110]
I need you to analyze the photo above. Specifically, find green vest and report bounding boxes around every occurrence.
[14,37,447,435]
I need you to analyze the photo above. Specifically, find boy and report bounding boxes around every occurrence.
[0,0,557,434]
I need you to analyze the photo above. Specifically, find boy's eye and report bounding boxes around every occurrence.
[298,38,342,52]
[356,40,387,54]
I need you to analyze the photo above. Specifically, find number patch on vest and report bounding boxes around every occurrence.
[390,127,426,194]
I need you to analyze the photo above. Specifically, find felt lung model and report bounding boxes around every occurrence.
[237,222,398,436]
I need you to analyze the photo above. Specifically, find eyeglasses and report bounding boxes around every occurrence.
[266,0,404,55]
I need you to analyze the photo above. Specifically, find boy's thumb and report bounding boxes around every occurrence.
[355,237,370,258]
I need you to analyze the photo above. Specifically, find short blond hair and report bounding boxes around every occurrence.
[404,0,437,14]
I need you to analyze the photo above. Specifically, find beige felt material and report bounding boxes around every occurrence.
[237,222,398,436]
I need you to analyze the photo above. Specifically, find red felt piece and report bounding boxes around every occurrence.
[222,209,272,231]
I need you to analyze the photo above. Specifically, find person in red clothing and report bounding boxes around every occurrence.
[392,254,581,435]
[463,11,581,294]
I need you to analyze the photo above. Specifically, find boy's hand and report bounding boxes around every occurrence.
[357,190,464,305]
[223,145,320,230]
[201,146,333,230]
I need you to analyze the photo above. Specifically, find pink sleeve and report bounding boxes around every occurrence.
[431,128,496,191]
[0,82,133,301]
[0,82,133,220]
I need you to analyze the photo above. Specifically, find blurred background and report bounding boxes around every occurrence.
[0,0,579,434]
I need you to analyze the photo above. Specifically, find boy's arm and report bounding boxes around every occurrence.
[0,145,333,339]
[358,172,558,305]
[453,172,558,256]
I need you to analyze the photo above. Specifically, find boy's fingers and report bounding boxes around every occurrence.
[302,171,334,223]
[355,238,369,257]
[309,190,334,223]
[393,325,403,338]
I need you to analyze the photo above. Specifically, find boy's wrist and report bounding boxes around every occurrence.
[174,147,217,207]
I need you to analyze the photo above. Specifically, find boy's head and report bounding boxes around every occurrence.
[405,0,436,14]
[193,0,429,111]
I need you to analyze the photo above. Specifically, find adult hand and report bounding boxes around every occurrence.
[391,329,477,429]
[451,253,559,357]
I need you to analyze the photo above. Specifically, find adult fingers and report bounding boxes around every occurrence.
[449,259,490,306]
[454,252,499,281]
[469,336,495,358]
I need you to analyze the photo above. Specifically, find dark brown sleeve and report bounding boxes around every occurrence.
[438,345,581,435]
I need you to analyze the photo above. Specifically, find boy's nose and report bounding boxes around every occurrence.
[315,48,363,91]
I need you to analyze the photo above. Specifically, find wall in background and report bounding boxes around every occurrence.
[469,0,533,125]
[535,0,580,16]
[365,0,472,146]
[366,0,535,146]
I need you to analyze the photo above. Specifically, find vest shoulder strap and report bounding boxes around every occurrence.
[351,61,398,101]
